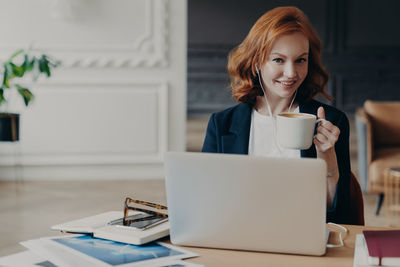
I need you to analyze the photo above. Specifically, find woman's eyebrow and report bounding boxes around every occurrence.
[298,52,309,57]
[270,52,309,57]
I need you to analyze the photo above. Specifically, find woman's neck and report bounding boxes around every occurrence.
[255,95,298,116]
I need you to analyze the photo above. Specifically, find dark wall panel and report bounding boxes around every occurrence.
[345,0,400,48]
[189,0,328,46]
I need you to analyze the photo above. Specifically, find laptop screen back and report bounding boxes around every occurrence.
[165,152,327,256]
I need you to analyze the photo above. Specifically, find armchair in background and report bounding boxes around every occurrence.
[356,100,400,215]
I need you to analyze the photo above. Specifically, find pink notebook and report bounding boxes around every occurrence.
[363,230,400,266]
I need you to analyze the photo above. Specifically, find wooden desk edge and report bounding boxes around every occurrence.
[169,224,398,267]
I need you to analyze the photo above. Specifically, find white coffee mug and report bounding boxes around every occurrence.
[276,113,322,150]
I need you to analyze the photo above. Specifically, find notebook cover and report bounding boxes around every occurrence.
[50,211,122,233]
[363,230,400,265]
[94,222,169,245]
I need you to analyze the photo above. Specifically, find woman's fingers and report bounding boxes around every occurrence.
[315,106,341,153]
[314,121,340,153]
[318,119,339,135]
[317,106,325,120]
[313,136,331,152]
[317,125,340,143]
[314,132,329,144]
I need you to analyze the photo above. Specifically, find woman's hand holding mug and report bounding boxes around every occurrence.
[313,107,340,154]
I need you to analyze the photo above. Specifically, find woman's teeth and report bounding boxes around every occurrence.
[280,81,295,85]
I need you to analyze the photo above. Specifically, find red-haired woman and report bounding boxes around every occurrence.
[202,6,352,224]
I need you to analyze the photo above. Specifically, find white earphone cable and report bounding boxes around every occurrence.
[255,66,297,155]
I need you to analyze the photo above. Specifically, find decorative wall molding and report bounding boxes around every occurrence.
[0,82,168,166]
[63,0,169,68]
[0,0,186,181]
[0,0,169,68]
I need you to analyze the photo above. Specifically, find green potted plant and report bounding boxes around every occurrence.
[0,49,60,141]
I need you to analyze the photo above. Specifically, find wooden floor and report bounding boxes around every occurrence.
[0,117,392,257]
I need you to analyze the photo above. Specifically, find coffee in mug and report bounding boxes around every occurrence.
[276,112,321,150]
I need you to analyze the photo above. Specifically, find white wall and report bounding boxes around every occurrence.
[0,0,187,180]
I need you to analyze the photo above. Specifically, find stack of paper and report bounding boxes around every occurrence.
[0,235,201,266]
[0,211,202,267]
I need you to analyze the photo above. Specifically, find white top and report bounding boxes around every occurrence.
[248,107,301,158]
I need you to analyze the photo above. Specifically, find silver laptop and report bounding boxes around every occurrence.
[164,152,328,256]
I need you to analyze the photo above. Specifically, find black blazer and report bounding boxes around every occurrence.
[202,99,352,224]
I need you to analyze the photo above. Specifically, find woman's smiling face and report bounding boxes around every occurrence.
[259,32,309,100]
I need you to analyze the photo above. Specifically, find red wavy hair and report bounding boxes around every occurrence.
[227,6,331,104]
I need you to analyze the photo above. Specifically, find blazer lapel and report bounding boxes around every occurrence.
[220,102,319,157]
[300,101,317,158]
[222,104,252,154]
